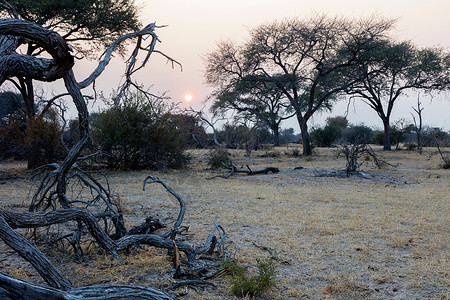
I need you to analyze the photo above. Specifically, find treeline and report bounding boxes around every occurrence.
[310,116,450,149]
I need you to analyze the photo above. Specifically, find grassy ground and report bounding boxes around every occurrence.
[0,145,449,299]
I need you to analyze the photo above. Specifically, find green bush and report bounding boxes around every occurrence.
[372,130,385,145]
[91,95,191,170]
[311,124,342,147]
[343,125,373,144]
[208,148,232,169]
[228,258,278,298]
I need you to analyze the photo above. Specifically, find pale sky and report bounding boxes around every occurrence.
[73,0,450,131]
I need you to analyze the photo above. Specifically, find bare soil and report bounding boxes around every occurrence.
[0,145,449,299]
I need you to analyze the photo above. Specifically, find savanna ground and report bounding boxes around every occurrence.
[0,145,449,299]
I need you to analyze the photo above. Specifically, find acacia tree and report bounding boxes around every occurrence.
[205,15,394,155]
[345,40,450,150]
[0,0,140,168]
[211,75,295,146]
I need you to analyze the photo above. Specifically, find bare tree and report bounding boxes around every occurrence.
[411,95,424,154]
[0,0,142,168]
[0,11,227,299]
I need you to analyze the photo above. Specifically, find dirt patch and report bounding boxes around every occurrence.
[0,146,449,299]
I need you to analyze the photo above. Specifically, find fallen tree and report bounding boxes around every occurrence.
[208,164,280,179]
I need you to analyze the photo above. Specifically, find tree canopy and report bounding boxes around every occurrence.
[345,40,450,150]
[204,15,396,155]
[3,0,140,54]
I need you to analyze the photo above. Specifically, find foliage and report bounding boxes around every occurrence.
[0,0,141,168]
[421,127,450,147]
[4,0,140,55]
[311,125,342,147]
[0,91,24,119]
[0,106,63,163]
[207,148,232,169]
[26,113,65,165]
[91,95,191,170]
[343,125,373,144]
[279,127,299,144]
[326,116,349,129]
[0,110,27,160]
[216,123,270,152]
[344,39,450,150]
[372,130,385,145]
[211,75,295,146]
[205,15,396,155]
[227,258,278,298]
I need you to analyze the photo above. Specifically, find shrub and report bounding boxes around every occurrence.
[421,127,450,147]
[343,125,373,144]
[372,130,385,145]
[228,258,278,298]
[0,110,27,160]
[208,148,232,169]
[26,114,65,164]
[91,95,191,170]
[311,124,342,147]
[403,143,417,151]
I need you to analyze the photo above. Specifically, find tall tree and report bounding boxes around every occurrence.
[211,75,295,146]
[0,0,140,168]
[345,40,450,150]
[205,15,394,155]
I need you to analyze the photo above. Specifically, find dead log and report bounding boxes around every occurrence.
[208,165,279,179]
[126,216,164,236]
[245,165,280,175]
[0,272,172,300]
[0,216,72,290]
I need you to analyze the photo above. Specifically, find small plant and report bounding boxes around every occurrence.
[404,143,417,151]
[227,258,278,298]
[291,148,301,157]
[208,148,232,169]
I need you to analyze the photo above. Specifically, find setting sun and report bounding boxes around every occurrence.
[184,93,193,102]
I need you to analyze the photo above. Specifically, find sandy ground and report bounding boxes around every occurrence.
[0,145,449,299]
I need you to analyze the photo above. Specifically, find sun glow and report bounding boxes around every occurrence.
[184,93,193,102]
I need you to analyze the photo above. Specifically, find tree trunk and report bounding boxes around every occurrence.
[298,117,312,155]
[272,124,280,146]
[0,272,173,300]
[383,119,391,151]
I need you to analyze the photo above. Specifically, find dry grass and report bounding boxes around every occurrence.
[0,145,449,299]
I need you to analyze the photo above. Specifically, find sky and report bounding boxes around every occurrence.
[73,0,450,131]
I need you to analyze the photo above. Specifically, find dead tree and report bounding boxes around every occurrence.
[337,142,388,176]
[208,164,280,179]
[411,95,424,155]
[435,140,450,169]
[0,8,228,299]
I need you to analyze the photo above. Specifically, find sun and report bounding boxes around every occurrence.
[184,93,193,102]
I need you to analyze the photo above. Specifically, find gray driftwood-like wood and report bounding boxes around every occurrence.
[0,215,72,290]
[0,18,74,83]
[208,164,280,179]
[0,7,226,298]
[0,272,173,300]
